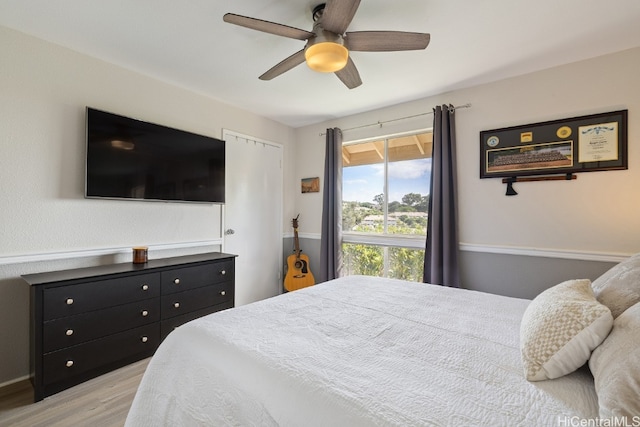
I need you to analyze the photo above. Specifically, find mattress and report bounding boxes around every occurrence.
[126,275,598,426]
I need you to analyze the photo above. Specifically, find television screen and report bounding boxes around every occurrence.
[85,107,225,203]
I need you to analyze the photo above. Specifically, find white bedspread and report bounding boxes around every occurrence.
[126,276,598,426]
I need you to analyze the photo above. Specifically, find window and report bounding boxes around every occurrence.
[341,131,432,282]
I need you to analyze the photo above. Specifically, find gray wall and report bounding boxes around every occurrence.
[458,251,615,299]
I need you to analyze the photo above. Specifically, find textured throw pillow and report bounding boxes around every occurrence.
[520,279,613,381]
[589,302,640,419]
[591,252,640,318]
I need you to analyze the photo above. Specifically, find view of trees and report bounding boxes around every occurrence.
[342,192,428,282]
[342,244,425,282]
[343,192,429,233]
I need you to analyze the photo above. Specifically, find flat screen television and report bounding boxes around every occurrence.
[85,107,225,203]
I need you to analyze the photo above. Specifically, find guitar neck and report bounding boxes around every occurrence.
[293,227,301,258]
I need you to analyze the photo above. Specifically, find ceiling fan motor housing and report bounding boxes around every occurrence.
[312,3,327,22]
[305,5,349,73]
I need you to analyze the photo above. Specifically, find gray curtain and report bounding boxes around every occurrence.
[319,128,343,283]
[423,105,461,287]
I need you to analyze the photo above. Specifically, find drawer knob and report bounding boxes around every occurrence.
[66,360,74,368]
[220,290,226,296]
[66,298,74,305]
[142,284,149,291]
[173,302,180,309]
[66,329,74,336]
[221,270,226,275]
[174,278,180,285]
[141,336,148,343]
[141,310,149,317]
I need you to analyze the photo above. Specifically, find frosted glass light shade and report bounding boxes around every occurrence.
[305,42,348,73]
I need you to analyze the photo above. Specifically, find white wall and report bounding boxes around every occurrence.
[0,26,297,385]
[294,47,640,258]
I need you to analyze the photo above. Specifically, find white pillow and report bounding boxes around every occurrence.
[591,252,640,318]
[589,301,640,419]
[520,279,613,381]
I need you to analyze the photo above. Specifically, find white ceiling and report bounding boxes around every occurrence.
[1,0,640,128]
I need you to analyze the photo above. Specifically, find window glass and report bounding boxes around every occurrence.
[342,132,431,236]
[342,163,385,233]
[386,157,430,235]
[388,247,425,281]
[342,243,384,277]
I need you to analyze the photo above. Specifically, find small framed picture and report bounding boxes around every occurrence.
[301,177,320,193]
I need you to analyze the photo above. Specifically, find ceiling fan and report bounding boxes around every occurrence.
[223,0,430,89]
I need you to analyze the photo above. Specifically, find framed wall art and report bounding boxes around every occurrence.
[301,177,320,193]
[480,110,628,179]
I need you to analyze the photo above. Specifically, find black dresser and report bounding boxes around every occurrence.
[23,252,236,402]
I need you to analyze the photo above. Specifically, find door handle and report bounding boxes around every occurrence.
[225,229,235,235]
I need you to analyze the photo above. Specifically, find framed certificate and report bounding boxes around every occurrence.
[578,122,619,163]
[480,110,627,178]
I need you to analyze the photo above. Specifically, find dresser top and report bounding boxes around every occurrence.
[23,252,237,286]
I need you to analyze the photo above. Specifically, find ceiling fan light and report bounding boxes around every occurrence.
[305,42,348,73]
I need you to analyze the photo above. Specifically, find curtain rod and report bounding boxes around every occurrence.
[320,103,471,136]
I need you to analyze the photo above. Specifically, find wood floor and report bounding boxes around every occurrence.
[0,358,149,427]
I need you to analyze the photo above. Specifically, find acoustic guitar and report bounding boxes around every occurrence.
[284,214,315,291]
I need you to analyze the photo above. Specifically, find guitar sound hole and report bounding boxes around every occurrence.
[294,260,303,269]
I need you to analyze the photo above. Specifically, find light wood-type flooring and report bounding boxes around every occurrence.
[0,358,149,427]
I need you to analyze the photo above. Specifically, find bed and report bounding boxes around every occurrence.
[126,257,640,426]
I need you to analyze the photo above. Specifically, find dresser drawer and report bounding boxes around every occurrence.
[161,281,232,319]
[43,273,160,320]
[43,297,160,353]
[161,260,233,294]
[42,323,159,386]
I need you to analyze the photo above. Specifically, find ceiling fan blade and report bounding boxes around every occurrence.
[259,49,306,81]
[223,13,314,41]
[335,58,362,89]
[345,31,430,51]
[322,0,361,35]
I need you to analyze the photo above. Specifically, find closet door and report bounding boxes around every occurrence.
[222,130,283,306]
